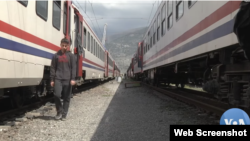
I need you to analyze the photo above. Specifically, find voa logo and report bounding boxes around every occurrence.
[224,119,245,125]
[220,108,250,125]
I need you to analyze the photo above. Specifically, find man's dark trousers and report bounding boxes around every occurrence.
[54,79,72,117]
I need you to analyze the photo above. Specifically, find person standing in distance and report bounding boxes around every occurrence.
[50,38,76,121]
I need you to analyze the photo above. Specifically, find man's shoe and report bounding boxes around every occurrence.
[61,114,66,121]
[55,113,62,120]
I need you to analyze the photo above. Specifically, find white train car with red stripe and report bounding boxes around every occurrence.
[0,0,120,108]
[131,42,143,80]
[129,1,250,108]
[114,63,120,77]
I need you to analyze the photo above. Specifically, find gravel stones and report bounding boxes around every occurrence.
[0,80,216,141]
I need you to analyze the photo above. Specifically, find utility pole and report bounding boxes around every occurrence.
[102,23,107,50]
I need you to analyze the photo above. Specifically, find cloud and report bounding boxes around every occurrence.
[73,0,160,40]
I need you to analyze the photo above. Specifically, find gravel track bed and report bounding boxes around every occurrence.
[0,80,217,141]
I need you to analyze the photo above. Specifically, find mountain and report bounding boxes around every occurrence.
[105,27,147,74]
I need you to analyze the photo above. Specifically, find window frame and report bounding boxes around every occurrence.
[188,0,197,9]
[63,2,67,35]
[91,36,93,54]
[94,41,97,56]
[167,0,173,30]
[153,20,156,45]
[17,0,28,7]
[176,0,184,21]
[157,12,161,40]
[161,3,166,37]
[150,26,152,48]
[52,1,61,31]
[83,28,87,49]
[36,1,48,21]
[87,32,90,51]
[68,7,71,35]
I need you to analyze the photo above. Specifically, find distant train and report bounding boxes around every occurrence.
[0,0,120,108]
[127,1,250,109]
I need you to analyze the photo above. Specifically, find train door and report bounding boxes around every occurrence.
[105,51,108,77]
[140,41,144,72]
[131,58,134,77]
[72,6,83,80]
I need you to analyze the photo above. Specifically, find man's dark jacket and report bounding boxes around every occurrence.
[50,50,76,82]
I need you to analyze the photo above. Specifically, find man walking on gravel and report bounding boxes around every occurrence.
[50,38,76,121]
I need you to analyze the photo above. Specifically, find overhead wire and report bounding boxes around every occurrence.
[147,1,156,26]
[88,0,103,40]
[73,0,101,39]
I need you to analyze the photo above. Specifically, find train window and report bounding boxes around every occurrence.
[68,7,71,35]
[95,42,97,56]
[98,45,100,58]
[150,27,152,48]
[97,46,99,59]
[157,13,161,40]
[153,20,156,45]
[161,3,166,36]
[102,48,103,59]
[96,43,98,57]
[36,1,48,21]
[167,0,173,29]
[83,28,86,48]
[80,22,82,46]
[100,49,102,60]
[52,1,61,31]
[81,25,83,47]
[93,41,95,55]
[188,0,197,8]
[99,46,102,59]
[176,0,184,21]
[98,45,99,58]
[87,32,90,51]
[63,2,67,35]
[96,42,98,57]
[100,46,102,59]
[80,22,82,35]
[92,37,94,54]
[94,41,96,56]
[91,36,93,53]
[17,0,28,7]
[147,32,150,51]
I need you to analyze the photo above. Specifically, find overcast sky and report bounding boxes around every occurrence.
[73,0,161,41]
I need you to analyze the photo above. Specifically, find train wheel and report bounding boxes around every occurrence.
[10,89,24,108]
[175,83,179,88]
[35,84,45,101]
[181,83,185,89]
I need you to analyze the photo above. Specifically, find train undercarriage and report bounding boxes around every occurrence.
[135,44,250,109]
[0,65,109,111]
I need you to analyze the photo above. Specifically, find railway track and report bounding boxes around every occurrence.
[142,82,233,117]
[158,84,214,99]
[0,79,113,125]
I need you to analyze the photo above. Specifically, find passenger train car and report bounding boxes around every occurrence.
[0,0,120,108]
[128,1,250,108]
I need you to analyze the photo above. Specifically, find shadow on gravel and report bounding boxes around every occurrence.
[35,116,55,121]
[89,79,170,141]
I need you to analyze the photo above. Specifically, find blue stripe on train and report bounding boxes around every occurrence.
[144,19,234,68]
[0,36,104,71]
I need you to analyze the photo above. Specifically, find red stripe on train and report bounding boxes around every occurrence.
[143,1,241,65]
